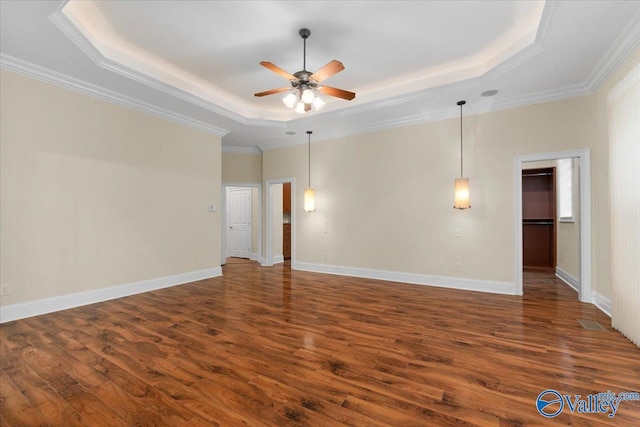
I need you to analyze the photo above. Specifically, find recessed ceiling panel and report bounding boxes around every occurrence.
[61,0,544,120]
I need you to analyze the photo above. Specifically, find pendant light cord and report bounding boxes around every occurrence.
[307,131,312,187]
[460,103,463,177]
[457,100,466,178]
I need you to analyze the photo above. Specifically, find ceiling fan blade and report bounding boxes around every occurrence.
[260,61,296,80]
[310,60,344,82]
[254,87,291,97]
[319,85,356,101]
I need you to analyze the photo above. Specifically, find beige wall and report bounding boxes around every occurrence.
[263,45,640,298]
[263,42,640,299]
[3,40,636,308]
[222,151,262,183]
[262,93,605,291]
[0,70,221,307]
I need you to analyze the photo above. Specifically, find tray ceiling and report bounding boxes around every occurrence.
[1,1,639,150]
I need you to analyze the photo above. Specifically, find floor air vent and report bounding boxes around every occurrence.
[578,319,607,331]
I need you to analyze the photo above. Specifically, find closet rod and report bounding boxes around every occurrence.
[523,172,553,177]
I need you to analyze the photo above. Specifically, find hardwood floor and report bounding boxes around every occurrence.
[1,260,639,426]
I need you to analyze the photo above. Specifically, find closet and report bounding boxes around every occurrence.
[522,167,556,271]
[283,182,291,259]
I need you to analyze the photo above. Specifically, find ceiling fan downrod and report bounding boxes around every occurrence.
[300,28,310,72]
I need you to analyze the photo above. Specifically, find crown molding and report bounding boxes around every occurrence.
[258,79,594,152]
[587,7,640,91]
[50,7,288,129]
[0,53,229,137]
[477,1,557,83]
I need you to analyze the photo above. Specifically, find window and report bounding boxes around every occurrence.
[557,158,574,222]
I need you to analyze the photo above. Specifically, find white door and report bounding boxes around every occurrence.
[227,187,252,258]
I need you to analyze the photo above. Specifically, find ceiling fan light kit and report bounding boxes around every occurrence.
[255,28,355,114]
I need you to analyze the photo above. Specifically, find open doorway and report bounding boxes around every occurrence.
[221,184,261,266]
[515,149,591,302]
[265,178,295,267]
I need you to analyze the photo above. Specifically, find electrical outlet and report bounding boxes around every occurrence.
[455,262,462,272]
[1,285,9,296]
[455,228,462,238]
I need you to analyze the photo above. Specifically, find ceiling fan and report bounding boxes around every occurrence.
[254,28,356,114]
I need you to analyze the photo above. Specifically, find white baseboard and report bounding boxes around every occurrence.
[293,262,516,295]
[0,267,222,323]
[273,255,284,264]
[592,292,612,317]
[250,253,260,262]
[555,266,580,292]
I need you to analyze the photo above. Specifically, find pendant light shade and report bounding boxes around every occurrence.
[304,130,316,212]
[304,188,315,212]
[454,100,471,210]
[454,178,470,209]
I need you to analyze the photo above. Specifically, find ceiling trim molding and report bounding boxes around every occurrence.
[258,80,595,152]
[0,53,229,137]
[323,79,482,120]
[258,109,455,152]
[221,146,263,155]
[586,7,640,91]
[476,0,559,82]
[49,8,288,129]
[471,0,559,82]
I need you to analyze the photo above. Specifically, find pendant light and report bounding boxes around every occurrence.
[304,130,316,212]
[454,100,471,210]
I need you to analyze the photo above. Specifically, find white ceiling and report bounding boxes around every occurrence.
[1,1,639,151]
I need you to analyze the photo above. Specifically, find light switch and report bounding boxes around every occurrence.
[208,204,216,212]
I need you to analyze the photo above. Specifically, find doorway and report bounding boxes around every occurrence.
[221,184,262,265]
[265,178,295,267]
[514,149,591,303]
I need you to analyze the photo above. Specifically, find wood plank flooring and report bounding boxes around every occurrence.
[1,259,639,426]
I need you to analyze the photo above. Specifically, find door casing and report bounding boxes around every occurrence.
[514,149,591,302]
[221,183,262,265]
